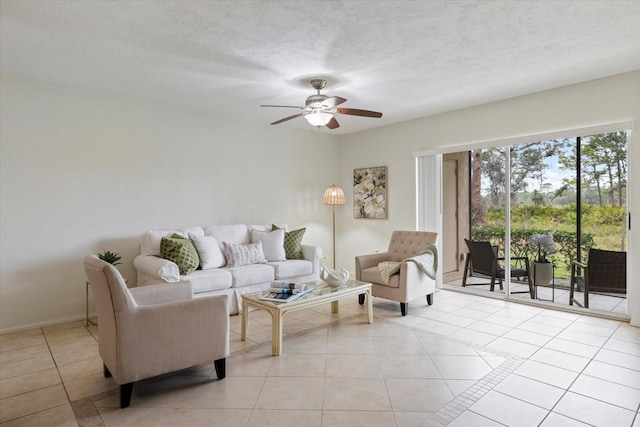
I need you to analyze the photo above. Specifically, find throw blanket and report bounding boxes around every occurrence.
[378,244,438,284]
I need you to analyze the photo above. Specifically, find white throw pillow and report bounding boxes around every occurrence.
[251,229,286,262]
[140,230,174,256]
[191,235,226,269]
[222,241,267,267]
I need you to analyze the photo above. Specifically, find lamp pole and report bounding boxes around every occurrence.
[323,184,345,270]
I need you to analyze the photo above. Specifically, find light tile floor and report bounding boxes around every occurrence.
[0,289,639,426]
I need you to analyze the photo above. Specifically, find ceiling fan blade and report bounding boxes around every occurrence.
[321,96,347,108]
[261,104,304,109]
[336,108,383,118]
[270,113,304,125]
[325,117,340,129]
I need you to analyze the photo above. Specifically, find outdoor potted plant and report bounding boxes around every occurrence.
[528,233,554,285]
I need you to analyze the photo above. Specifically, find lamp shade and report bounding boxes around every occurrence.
[305,111,333,126]
[323,185,345,205]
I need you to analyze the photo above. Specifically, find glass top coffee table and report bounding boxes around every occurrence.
[241,279,373,356]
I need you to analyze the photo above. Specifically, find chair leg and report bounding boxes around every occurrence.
[462,256,471,286]
[214,358,226,380]
[400,302,407,316]
[569,266,575,305]
[120,383,133,408]
[358,294,365,305]
[103,364,111,378]
[426,294,433,305]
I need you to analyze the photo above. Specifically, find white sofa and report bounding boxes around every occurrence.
[133,224,322,314]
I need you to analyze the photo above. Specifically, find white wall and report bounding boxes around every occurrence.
[337,71,640,326]
[0,75,339,333]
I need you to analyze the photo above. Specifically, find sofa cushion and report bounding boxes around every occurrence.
[268,260,313,279]
[140,227,204,256]
[181,226,205,239]
[205,224,249,248]
[160,234,200,275]
[185,269,233,294]
[272,225,305,260]
[222,241,267,267]
[361,266,400,288]
[191,235,226,269]
[225,264,274,287]
[141,230,174,256]
[251,229,286,262]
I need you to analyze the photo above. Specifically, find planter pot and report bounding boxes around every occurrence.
[533,262,553,286]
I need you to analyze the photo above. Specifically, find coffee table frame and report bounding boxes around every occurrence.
[241,280,373,356]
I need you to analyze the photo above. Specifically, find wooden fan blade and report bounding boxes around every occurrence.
[325,117,340,129]
[322,96,347,108]
[271,113,304,125]
[261,104,304,109]
[336,108,382,118]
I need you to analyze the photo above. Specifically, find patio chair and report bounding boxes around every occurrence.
[569,248,626,308]
[462,239,533,297]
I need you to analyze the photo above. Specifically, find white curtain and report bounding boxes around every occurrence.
[416,155,443,287]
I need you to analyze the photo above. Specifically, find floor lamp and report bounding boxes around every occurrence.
[323,184,345,269]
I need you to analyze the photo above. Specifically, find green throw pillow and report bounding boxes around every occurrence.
[272,225,305,260]
[160,233,200,275]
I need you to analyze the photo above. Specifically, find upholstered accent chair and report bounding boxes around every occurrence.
[83,254,229,408]
[570,248,627,308]
[355,230,438,316]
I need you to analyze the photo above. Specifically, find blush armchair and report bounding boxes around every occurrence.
[355,230,438,316]
[83,254,229,408]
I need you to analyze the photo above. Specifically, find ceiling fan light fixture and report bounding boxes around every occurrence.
[304,110,333,127]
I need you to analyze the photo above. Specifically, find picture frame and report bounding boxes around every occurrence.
[353,166,387,219]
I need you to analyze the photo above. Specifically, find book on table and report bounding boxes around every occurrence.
[259,282,315,303]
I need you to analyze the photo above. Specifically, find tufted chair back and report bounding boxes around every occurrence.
[387,230,438,262]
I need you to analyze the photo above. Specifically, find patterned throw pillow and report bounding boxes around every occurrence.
[272,225,305,260]
[222,241,268,267]
[160,233,200,275]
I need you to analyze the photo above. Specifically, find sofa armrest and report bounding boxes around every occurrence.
[129,281,193,305]
[133,255,180,284]
[355,252,391,280]
[301,244,323,274]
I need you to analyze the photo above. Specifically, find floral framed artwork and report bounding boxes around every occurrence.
[353,166,387,219]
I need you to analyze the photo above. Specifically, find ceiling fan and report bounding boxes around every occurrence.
[261,79,382,129]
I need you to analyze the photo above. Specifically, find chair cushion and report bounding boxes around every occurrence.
[225,264,274,287]
[160,234,200,275]
[268,260,313,279]
[361,266,400,288]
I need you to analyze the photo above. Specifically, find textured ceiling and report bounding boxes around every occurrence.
[2,1,640,134]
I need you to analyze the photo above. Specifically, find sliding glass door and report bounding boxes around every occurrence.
[439,131,628,315]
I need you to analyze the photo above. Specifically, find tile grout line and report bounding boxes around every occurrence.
[419,357,525,427]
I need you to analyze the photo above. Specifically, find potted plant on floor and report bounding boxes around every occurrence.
[528,233,554,285]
